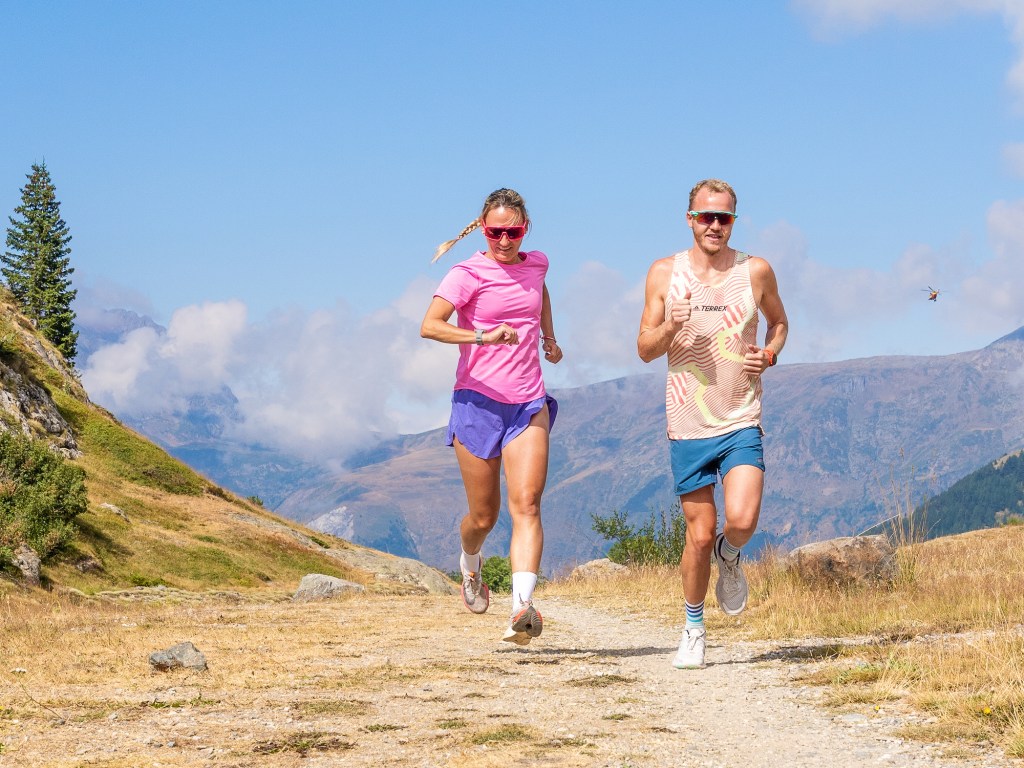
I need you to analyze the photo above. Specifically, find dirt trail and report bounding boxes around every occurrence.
[1,593,1015,767]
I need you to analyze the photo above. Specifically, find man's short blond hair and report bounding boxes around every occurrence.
[688,179,737,211]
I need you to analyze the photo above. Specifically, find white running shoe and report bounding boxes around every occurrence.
[501,601,542,645]
[672,626,706,669]
[460,560,490,615]
[714,533,748,616]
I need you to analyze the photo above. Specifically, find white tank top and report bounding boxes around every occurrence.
[665,249,762,439]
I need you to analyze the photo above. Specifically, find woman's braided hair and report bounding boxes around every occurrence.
[431,188,529,263]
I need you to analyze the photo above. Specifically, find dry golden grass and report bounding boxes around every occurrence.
[543,524,1024,756]
[0,591,681,767]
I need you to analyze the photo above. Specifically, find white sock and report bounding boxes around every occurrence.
[511,571,538,611]
[460,550,481,574]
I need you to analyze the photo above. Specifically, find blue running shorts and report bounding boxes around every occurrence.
[446,390,558,460]
[670,426,765,496]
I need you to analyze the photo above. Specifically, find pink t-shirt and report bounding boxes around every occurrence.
[435,250,548,404]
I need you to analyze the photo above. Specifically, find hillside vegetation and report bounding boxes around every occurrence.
[909,450,1024,538]
[0,290,441,596]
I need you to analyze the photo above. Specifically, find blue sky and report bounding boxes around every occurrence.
[2,1,1023,461]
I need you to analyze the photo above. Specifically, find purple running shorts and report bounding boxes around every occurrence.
[446,389,558,460]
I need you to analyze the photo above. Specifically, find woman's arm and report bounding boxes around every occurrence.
[540,283,563,363]
[420,296,519,346]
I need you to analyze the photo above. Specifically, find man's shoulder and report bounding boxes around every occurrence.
[743,254,774,278]
[648,252,682,274]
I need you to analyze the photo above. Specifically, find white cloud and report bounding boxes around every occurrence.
[552,261,648,387]
[80,302,248,414]
[960,198,1024,330]
[81,326,162,410]
[81,288,457,462]
[161,301,248,384]
[794,0,1024,105]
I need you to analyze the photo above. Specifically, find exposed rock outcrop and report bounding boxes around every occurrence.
[781,535,897,586]
[292,573,365,602]
[570,558,629,580]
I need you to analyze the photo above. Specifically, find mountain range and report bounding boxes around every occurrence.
[81,311,1024,575]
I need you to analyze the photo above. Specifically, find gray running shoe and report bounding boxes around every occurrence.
[501,601,542,645]
[714,533,748,616]
[460,562,490,615]
[672,626,706,669]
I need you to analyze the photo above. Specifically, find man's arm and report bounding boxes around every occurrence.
[637,257,688,363]
[750,256,789,362]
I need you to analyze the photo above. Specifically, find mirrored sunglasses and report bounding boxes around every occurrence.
[688,210,738,226]
[482,225,528,240]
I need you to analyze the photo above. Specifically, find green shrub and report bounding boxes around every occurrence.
[481,555,512,593]
[447,555,526,594]
[0,430,87,562]
[591,504,686,566]
[128,572,163,587]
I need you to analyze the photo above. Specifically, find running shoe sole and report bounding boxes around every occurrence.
[511,603,543,637]
[501,602,543,645]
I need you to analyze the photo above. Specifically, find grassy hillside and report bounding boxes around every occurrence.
[0,291,436,596]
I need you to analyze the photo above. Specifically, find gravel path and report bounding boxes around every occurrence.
[351,595,1010,768]
[1,593,1016,767]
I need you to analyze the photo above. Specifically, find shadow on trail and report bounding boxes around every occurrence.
[496,645,675,659]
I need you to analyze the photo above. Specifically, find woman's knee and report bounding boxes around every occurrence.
[465,507,499,533]
[508,494,542,521]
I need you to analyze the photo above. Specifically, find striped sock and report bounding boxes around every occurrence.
[685,599,704,628]
[717,533,741,563]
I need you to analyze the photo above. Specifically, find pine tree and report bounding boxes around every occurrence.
[3,162,78,361]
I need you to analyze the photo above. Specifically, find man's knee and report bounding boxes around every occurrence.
[685,524,716,552]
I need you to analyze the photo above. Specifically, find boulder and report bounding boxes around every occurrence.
[13,544,41,587]
[149,641,208,672]
[570,558,629,580]
[782,535,897,586]
[292,573,366,602]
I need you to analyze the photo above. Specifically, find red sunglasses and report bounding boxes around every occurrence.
[689,210,738,226]
[482,224,528,240]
